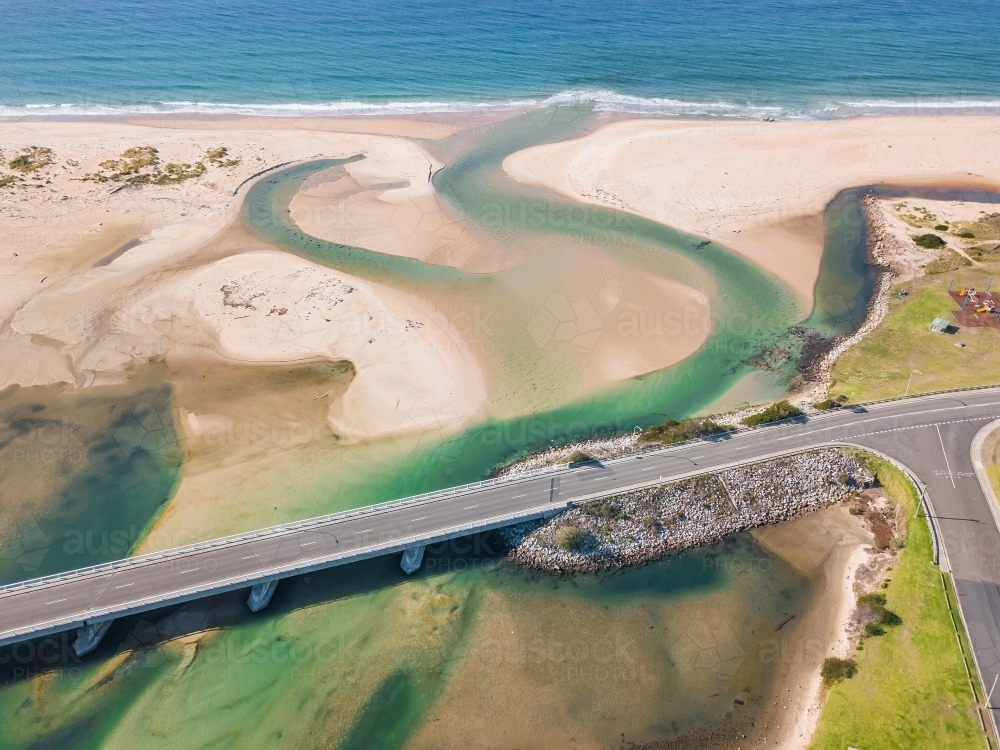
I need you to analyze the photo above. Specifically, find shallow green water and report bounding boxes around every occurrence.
[0,109,878,749]
[0,531,811,750]
[238,109,825,500]
[0,377,182,584]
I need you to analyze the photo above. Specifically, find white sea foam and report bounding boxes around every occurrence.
[3,90,1000,120]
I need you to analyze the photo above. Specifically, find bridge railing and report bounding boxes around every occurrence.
[0,499,567,645]
[0,462,567,596]
[4,386,993,598]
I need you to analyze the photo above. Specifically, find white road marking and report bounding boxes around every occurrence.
[642,466,658,471]
[776,404,1000,441]
[358,529,371,533]
[46,598,67,605]
[115,582,134,589]
[937,424,957,489]
[242,554,258,560]
[512,493,527,498]
[301,542,316,546]
[411,517,426,522]
[464,505,479,509]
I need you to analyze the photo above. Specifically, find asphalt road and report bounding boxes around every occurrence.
[4,387,1000,730]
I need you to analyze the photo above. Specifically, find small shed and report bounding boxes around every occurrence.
[930,317,950,333]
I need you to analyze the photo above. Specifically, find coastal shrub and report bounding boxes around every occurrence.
[103,146,159,175]
[0,174,18,188]
[934,224,949,231]
[8,146,53,173]
[553,523,585,551]
[864,622,886,638]
[814,395,848,410]
[150,161,207,184]
[865,509,894,549]
[205,146,241,167]
[84,146,208,185]
[565,450,594,465]
[913,233,946,249]
[924,250,971,274]
[821,657,858,686]
[741,400,803,427]
[856,592,901,638]
[957,231,975,238]
[580,498,622,521]
[640,417,733,445]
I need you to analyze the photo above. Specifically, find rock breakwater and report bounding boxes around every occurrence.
[499,449,874,573]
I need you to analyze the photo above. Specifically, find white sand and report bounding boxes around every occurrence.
[0,119,486,440]
[504,116,1000,305]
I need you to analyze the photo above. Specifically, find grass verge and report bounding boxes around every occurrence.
[829,263,1000,402]
[809,457,984,749]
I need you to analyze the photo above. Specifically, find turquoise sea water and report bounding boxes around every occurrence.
[2,0,999,117]
[1,5,996,746]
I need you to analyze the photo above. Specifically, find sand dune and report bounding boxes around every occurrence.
[504,116,1000,305]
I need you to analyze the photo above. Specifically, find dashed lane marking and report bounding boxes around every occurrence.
[776,415,994,441]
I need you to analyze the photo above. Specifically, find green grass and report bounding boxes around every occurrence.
[830,264,1000,402]
[809,458,984,749]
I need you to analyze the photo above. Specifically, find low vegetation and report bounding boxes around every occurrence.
[553,523,585,551]
[924,249,971,274]
[564,450,594,465]
[956,212,1000,241]
[83,145,237,185]
[639,417,733,445]
[580,498,627,521]
[966,242,1000,261]
[855,592,902,637]
[820,657,857,687]
[8,146,53,173]
[813,395,847,410]
[829,266,1000,402]
[741,400,802,426]
[913,233,946,249]
[809,458,982,749]
[205,146,240,167]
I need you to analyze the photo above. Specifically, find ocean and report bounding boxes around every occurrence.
[0,4,993,747]
[2,0,999,118]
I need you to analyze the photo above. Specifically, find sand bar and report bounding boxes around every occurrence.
[504,116,1000,305]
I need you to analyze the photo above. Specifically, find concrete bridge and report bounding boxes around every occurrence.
[4,389,1000,737]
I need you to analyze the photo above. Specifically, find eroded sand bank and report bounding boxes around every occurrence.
[504,116,1000,305]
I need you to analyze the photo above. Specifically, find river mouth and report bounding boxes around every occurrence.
[1,521,838,750]
[0,110,894,748]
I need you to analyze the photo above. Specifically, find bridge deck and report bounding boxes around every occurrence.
[4,389,1000,735]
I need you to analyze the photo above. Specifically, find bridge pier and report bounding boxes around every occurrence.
[247,579,279,612]
[73,619,114,657]
[400,545,426,575]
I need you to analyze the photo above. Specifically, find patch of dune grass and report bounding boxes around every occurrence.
[809,459,982,749]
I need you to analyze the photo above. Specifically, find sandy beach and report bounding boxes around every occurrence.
[0,118,491,440]
[504,116,1000,306]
